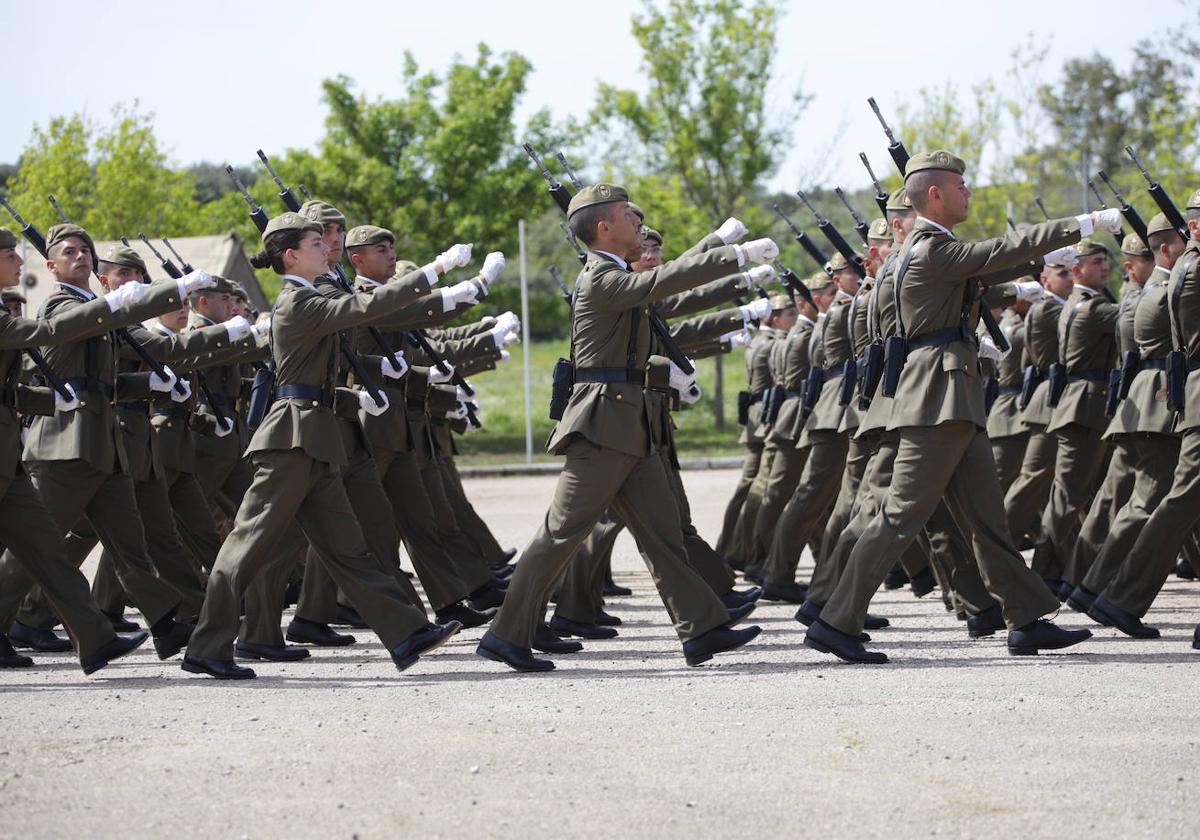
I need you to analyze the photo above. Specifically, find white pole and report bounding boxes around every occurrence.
[519,219,533,464]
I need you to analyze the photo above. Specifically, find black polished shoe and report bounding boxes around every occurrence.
[804,619,888,664]
[533,624,583,654]
[0,633,33,668]
[1066,585,1098,615]
[743,565,765,585]
[390,621,462,672]
[863,613,890,631]
[286,618,356,647]
[549,615,618,640]
[724,554,746,572]
[469,584,505,611]
[435,602,497,630]
[942,592,955,612]
[594,609,622,627]
[719,588,758,609]
[9,621,72,652]
[334,604,368,629]
[725,601,756,627]
[493,563,516,579]
[491,575,511,590]
[1057,581,1075,601]
[683,624,761,666]
[883,567,909,590]
[1007,620,1092,655]
[477,630,555,672]
[1041,578,1067,602]
[760,582,808,603]
[909,567,936,598]
[103,611,140,633]
[181,654,256,680]
[234,640,311,662]
[81,631,150,675]
[956,610,968,622]
[1176,559,1197,580]
[794,599,822,627]
[153,620,194,660]
[1088,597,1160,639]
[967,604,1005,638]
[603,580,634,597]
[283,579,301,608]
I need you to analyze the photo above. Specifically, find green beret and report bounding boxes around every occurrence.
[567,183,629,218]
[395,259,420,277]
[1187,189,1200,210]
[827,252,850,272]
[1074,238,1108,258]
[228,282,248,301]
[46,223,97,260]
[100,244,149,277]
[868,218,891,241]
[904,150,966,181]
[1145,212,1175,238]
[643,228,663,245]
[807,271,832,291]
[345,225,394,249]
[629,203,645,222]
[2,288,26,304]
[262,212,323,240]
[299,199,346,228]
[195,274,235,295]
[768,292,793,311]
[0,228,17,250]
[1120,233,1152,257]
[885,187,912,211]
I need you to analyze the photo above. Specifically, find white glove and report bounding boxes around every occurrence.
[176,269,215,297]
[1092,208,1123,233]
[480,252,505,285]
[149,367,179,393]
[253,314,272,338]
[669,360,696,392]
[978,336,1005,362]
[441,280,481,312]
[223,315,252,342]
[169,378,193,403]
[499,350,511,362]
[446,401,469,420]
[437,243,473,272]
[103,281,147,312]
[494,329,520,349]
[1013,280,1044,302]
[1042,246,1078,267]
[735,237,779,266]
[739,298,772,324]
[381,353,409,380]
[720,329,753,348]
[54,382,80,412]
[213,415,234,437]
[429,363,455,384]
[715,217,749,245]
[359,389,390,416]
[681,384,702,405]
[745,264,776,284]
[494,311,520,335]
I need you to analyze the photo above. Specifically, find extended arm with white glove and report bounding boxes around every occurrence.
[733,238,780,266]
[739,297,772,326]
[420,243,473,285]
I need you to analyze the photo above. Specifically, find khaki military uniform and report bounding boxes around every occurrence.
[987,307,1030,493]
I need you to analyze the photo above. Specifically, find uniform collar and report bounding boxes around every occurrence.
[915,216,956,239]
[593,250,630,270]
[58,281,95,300]
[834,290,854,304]
[1152,265,1172,280]
[796,314,815,328]
[1047,291,1068,305]
[284,273,316,290]
[154,321,177,336]
[1071,284,1098,298]
[357,274,384,288]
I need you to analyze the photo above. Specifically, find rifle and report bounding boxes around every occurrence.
[0,197,75,401]
[523,143,572,215]
[1097,169,1150,248]
[1087,179,1129,250]
[548,264,572,308]
[162,237,193,273]
[257,149,302,213]
[795,189,866,279]
[867,97,911,173]
[136,234,232,432]
[560,221,587,265]
[774,260,814,308]
[44,196,187,396]
[772,204,833,274]
[860,152,889,215]
[226,165,270,233]
[1125,144,1190,242]
[555,152,584,191]
[1034,196,1051,221]
[834,187,871,245]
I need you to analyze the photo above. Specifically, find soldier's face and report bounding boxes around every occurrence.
[609,202,643,252]
[322,223,345,268]
[161,303,190,332]
[0,248,22,288]
[834,268,860,295]
[773,307,798,331]
[47,236,94,284]
[1042,265,1073,297]
[288,231,332,278]
[815,285,837,312]
[633,241,663,271]
[1123,254,1155,284]
[354,241,397,281]
[1161,236,1187,267]
[1073,252,1110,288]
[99,264,143,292]
[939,174,971,224]
[196,291,233,323]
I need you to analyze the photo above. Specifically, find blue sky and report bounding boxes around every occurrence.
[6,0,1187,191]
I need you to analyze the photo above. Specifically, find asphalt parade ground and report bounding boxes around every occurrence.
[2,468,1197,839]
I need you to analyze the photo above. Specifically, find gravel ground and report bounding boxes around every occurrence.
[2,467,1198,839]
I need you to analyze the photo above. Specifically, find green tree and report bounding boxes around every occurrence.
[3,114,92,236]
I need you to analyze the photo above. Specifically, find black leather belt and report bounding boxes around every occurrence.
[154,406,188,419]
[822,365,844,381]
[1067,370,1108,383]
[64,376,114,399]
[784,387,805,399]
[997,385,1022,396]
[276,384,334,407]
[1139,357,1170,372]
[116,401,150,413]
[575,367,645,385]
[907,326,974,351]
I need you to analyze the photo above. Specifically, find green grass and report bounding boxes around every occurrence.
[456,339,750,465]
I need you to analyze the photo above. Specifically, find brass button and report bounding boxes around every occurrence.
[96,317,103,323]
[427,309,434,316]
[166,421,173,428]
[80,400,87,407]
[615,394,623,401]
[311,401,318,407]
